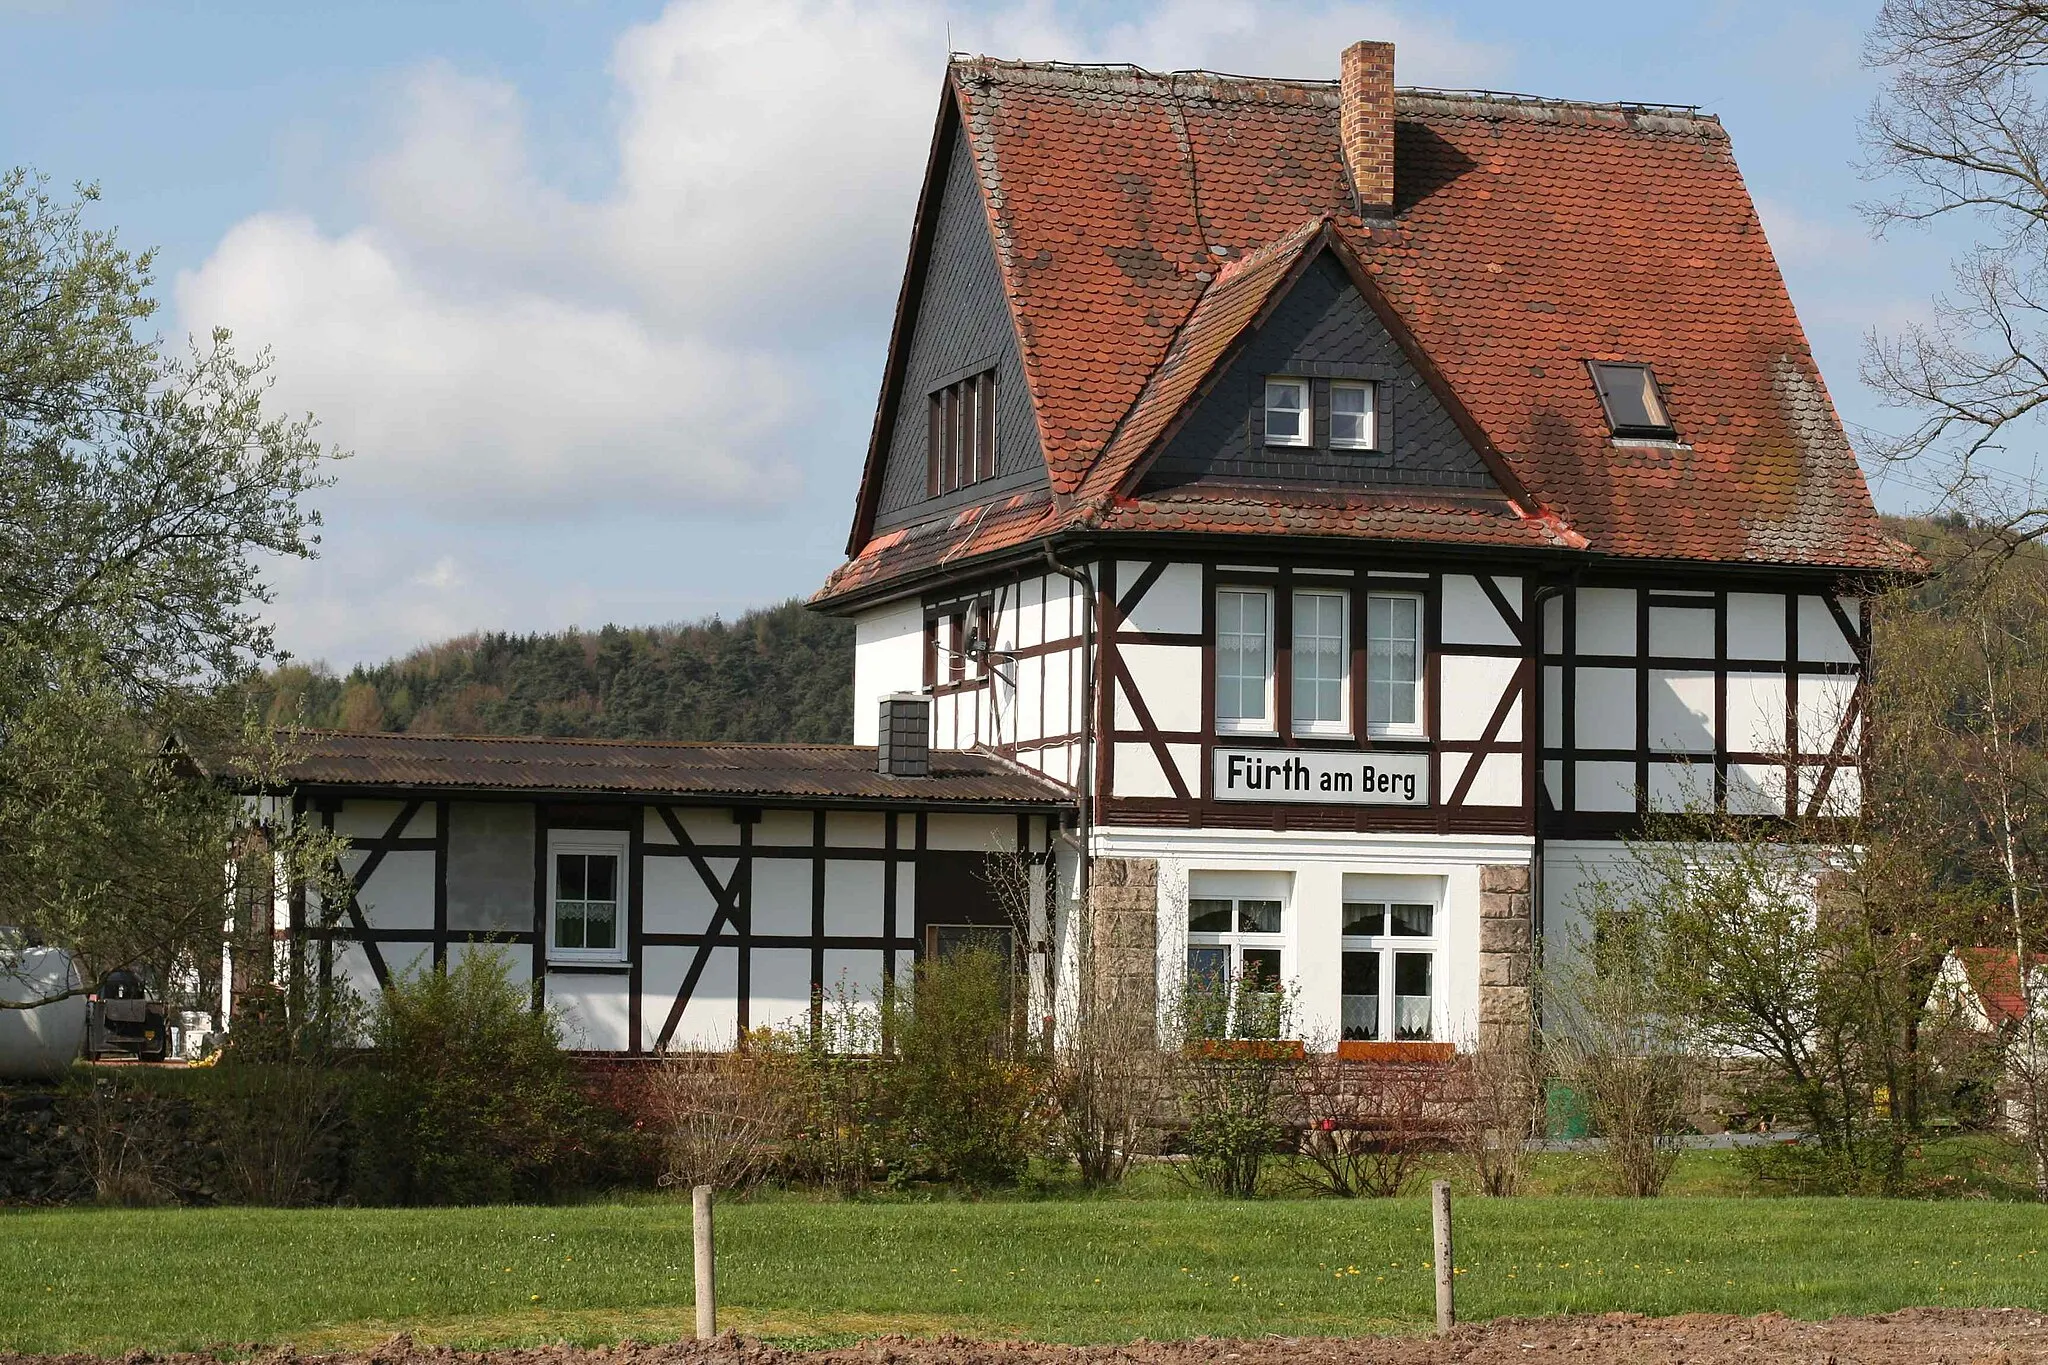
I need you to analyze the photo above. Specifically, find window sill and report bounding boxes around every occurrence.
[1366,729,1430,744]
[1216,725,1279,739]
[546,957,629,973]
[1292,726,1353,741]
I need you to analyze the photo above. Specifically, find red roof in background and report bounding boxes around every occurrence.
[1952,948,2048,1028]
[819,60,1907,606]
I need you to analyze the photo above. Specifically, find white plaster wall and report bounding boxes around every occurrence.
[1121,562,1203,635]
[1441,574,1522,647]
[333,800,437,840]
[1577,588,1636,655]
[1798,674,1859,753]
[1647,602,1714,658]
[925,812,1016,851]
[344,849,435,931]
[1575,668,1635,749]
[653,945,738,1050]
[1648,670,1715,752]
[1542,666,1564,747]
[1574,760,1636,812]
[750,948,814,1033]
[1728,592,1787,659]
[1440,654,1522,742]
[1727,673,1788,753]
[852,598,926,745]
[643,856,734,935]
[1798,595,1860,664]
[750,857,812,936]
[548,974,631,1051]
[824,860,885,936]
[1117,643,1202,732]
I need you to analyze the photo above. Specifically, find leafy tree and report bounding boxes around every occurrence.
[0,169,339,1008]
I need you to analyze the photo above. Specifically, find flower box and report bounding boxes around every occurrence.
[1336,1040,1457,1064]
[1184,1038,1307,1061]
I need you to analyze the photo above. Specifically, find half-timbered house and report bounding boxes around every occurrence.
[810,44,1906,1052]
[262,733,1065,1052]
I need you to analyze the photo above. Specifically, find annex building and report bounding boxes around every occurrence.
[278,42,1899,1055]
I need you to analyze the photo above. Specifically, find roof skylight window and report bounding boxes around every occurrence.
[1588,362,1676,439]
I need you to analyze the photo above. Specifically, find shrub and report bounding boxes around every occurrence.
[884,948,1046,1188]
[207,981,361,1206]
[1172,973,1297,1198]
[1455,1036,1549,1197]
[650,1037,798,1195]
[351,949,593,1204]
[1291,1058,1456,1198]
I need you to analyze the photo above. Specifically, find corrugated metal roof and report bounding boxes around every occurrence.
[252,731,1072,806]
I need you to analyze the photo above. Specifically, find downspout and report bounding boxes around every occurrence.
[1528,578,1571,1036]
[1042,543,1096,1029]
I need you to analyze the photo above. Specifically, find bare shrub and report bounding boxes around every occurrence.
[649,1040,797,1196]
[68,1073,178,1205]
[1455,1036,1548,1197]
[1290,1058,1456,1198]
[1049,861,1165,1186]
[210,980,359,1206]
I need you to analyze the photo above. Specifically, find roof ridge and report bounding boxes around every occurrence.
[946,55,1715,124]
[286,729,884,754]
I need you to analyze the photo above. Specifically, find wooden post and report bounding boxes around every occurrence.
[693,1184,716,1339]
[1431,1178,1454,1332]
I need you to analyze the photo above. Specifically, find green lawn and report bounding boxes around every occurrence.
[5,1195,2048,1355]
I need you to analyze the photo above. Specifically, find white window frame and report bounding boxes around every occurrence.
[1338,897,1441,1042]
[1185,894,1289,1036]
[1329,380,1377,451]
[1366,590,1426,739]
[546,828,630,964]
[1215,586,1276,736]
[1291,587,1350,737]
[1263,377,1311,447]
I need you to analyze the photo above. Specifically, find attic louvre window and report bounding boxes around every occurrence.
[1589,362,1676,439]
[928,369,997,496]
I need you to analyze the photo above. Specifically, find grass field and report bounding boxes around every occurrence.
[6,1191,2048,1356]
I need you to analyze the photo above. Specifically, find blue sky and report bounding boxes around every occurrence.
[3,0,1959,670]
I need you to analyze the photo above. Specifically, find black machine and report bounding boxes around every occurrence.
[86,968,169,1062]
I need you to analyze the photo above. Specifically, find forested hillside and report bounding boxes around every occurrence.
[247,598,854,743]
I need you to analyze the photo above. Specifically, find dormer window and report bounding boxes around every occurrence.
[1330,381,1377,450]
[928,368,997,496]
[1264,378,1310,446]
[1588,361,1676,439]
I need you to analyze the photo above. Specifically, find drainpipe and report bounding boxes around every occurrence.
[1528,578,1572,1033]
[1042,543,1096,1025]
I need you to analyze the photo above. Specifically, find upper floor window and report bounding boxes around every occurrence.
[1330,381,1377,450]
[1263,378,1310,446]
[1367,592,1423,736]
[1216,587,1274,733]
[1588,361,1675,439]
[1292,588,1348,736]
[928,369,997,496]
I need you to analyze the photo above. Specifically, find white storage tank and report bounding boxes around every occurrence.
[0,939,86,1081]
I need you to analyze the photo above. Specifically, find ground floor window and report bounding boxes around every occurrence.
[548,829,628,963]
[1186,894,1286,1037]
[1340,899,1436,1040]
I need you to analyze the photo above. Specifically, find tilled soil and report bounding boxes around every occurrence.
[9,1311,2048,1365]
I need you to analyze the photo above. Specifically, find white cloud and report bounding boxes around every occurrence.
[177,213,792,518]
[175,0,1505,656]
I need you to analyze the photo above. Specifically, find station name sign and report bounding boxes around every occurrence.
[1213,749,1428,806]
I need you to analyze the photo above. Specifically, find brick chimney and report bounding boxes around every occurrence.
[1340,40,1396,215]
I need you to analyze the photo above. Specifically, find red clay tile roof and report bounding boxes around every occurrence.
[1952,947,2048,1029]
[233,731,1070,806]
[822,59,1904,606]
